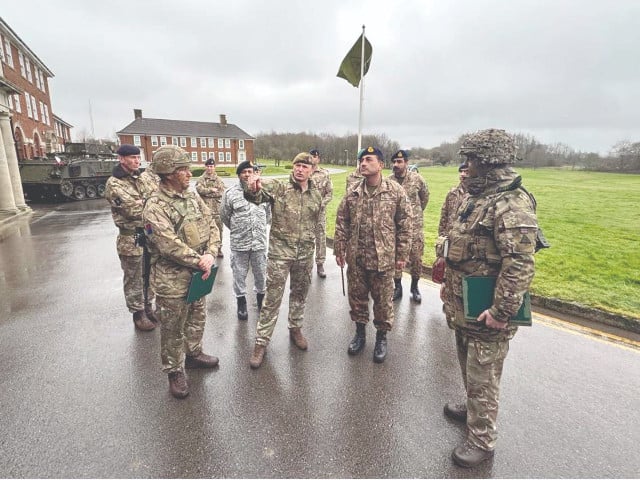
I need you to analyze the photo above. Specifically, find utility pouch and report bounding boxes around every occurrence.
[182,222,201,249]
[446,236,467,263]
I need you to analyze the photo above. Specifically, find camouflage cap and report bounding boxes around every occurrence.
[458,128,517,165]
[292,152,313,165]
[152,145,191,174]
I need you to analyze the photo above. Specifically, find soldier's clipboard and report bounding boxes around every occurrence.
[186,265,219,303]
[462,276,532,326]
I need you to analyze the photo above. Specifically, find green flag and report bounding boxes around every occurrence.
[337,34,372,87]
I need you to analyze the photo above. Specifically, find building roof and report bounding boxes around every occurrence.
[52,114,73,128]
[0,17,54,77]
[117,117,255,140]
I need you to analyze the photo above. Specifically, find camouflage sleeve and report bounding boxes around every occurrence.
[105,179,142,221]
[333,196,350,258]
[196,194,220,256]
[438,189,454,237]
[220,190,231,228]
[143,197,201,269]
[490,193,538,322]
[394,190,412,262]
[212,177,226,199]
[195,176,209,196]
[243,178,279,205]
[322,174,334,208]
[419,177,429,211]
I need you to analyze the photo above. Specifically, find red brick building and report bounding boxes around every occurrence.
[117,109,255,166]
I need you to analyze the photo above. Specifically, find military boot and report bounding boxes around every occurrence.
[249,344,266,369]
[145,302,159,323]
[317,263,326,278]
[347,322,366,355]
[444,402,468,422]
[185,352,219,369]
[168,370,189,399]
[452,441,495,468]
[373,330,388,363]
[392,278,403,301]
[237,296,248,321]
[289,327,308,350]
[133,310,156,331]
[257,293,265,312]
[410,277,422,303]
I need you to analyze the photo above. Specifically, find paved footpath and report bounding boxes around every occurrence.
[0,200,638,478]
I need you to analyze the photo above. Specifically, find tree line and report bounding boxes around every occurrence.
[254,131,640,173]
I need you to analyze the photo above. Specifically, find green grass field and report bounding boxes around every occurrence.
[320,166,640,319]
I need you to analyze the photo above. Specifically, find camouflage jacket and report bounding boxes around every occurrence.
[438,183,467,237]
[221,182,270,252]
[334,177,412,271]
[346,169,363,192]
[310,167,333,210]
[138,169,160,200]
[388,171,429,231]
[143,184,221,298]
[104,164,145,256]
[244,174,322,260]
[440,166,538,337]
[195,172,226,216]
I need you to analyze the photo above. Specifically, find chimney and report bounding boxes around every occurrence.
[134,109,142,119]
[219,114,227,126]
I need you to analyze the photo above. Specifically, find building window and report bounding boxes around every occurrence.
[25,93,32,117]
[239,152,246,162]
[206,137,213,148]
[25,57,33,83]
[0,35,4,63]
[18,51,25,77]
[190,137,197,147]
[239,139,245,150]
[225,138,231,148]
[209,152,215,160]
[217,138,224,148]
[201,152,207,162]
[218,152,224,163]
[151,136,158,146]
[160,136,167,146]
[4,39,13,67]
[44,104,50,125]
[7,95,12,110]
[13,94,21,113]
[226,152,231,162]
[179,137,186,147]
[171,137,178,146]
[133,135,141,146]
[191,152,198,162]
[200,137,206,148]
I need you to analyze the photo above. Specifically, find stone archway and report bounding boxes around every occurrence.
[33,131,42,158]
[14,125,26,160]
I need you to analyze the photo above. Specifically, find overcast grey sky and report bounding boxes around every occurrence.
[3,0,639,154]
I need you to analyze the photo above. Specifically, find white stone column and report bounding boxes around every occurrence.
[0,118,18,214]
[0,113,28,209]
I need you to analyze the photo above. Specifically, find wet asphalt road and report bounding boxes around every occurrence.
[0,199,639,478]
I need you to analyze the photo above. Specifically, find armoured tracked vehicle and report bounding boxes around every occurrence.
[19,143,119,201]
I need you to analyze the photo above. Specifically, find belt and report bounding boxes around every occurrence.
[119,228,136,235]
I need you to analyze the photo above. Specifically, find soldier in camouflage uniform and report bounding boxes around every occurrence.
[437,129,538,467]
[309,149,333,278]
[438,163,469,237]
[137,161,160,321]
[244,152,323,369]
[334,146,412,363]
[143,145,221,399]
[388,149,429,303]
[104,144,156,332]
[196,158,226,258]
[220,160,270,321]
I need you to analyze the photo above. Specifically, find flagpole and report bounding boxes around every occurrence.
[357,24,365,156]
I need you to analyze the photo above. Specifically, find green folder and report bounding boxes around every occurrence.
[186,265,219,303]
[462,276,532,326]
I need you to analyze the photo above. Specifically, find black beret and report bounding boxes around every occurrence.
[391,149,409,160]
[236,160,254,175]
[309,149,320,156]
[205,158,215,166]
[116,144,140,156]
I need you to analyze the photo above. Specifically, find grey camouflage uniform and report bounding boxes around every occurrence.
[244,174,322,346]
[438,129,538,452]
[334,177,412,330]
[143,184,220,373]
[311,167,333,265]
[389,170,429,278]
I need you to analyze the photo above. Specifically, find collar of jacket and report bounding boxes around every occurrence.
[158,182,190,199]
[288,173,315,190]
[351,176,392,196]
[464,166,520,196]
[112,163,139,179]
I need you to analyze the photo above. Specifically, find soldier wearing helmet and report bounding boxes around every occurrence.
[142,145,221,399]
[437,129,539,467]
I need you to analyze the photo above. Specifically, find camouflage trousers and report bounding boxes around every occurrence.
[455,329,511,451]
[256,256,313,346]
[314,209,327,265]
[213,215,223,252]
[347,261,394,331]
[118,254,144,313]
[156,295,207,373]
[230,249,267,297]
[395,230,424,279]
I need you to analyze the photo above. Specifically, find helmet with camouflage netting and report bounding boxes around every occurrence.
[458,128,517,165]
[152,145,191,174]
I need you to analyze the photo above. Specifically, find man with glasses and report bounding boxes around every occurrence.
[309,149,333,278]
[388,149,429,303]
